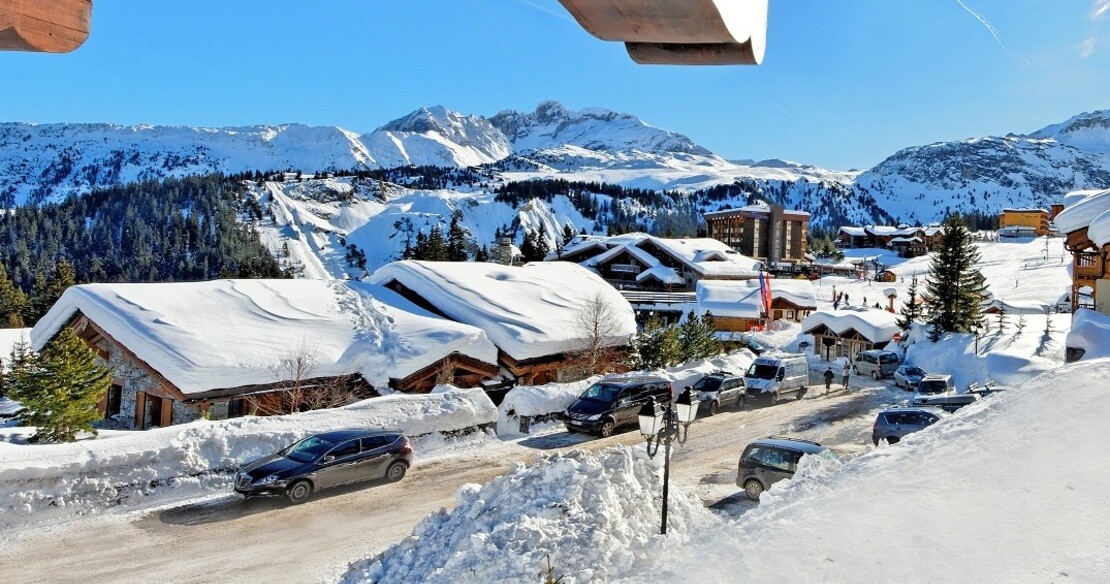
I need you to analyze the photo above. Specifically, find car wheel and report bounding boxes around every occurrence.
[285,480,313,505]
[386,461,408,483]
[599,420,615,438]
[709,401,719,416]
[770,392,779,405]
[871,371,879,380]
[887,436,900,445]
[744,479,764,501]
[797,387,807,400]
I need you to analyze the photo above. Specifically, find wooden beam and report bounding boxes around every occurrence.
[0,0,91,53]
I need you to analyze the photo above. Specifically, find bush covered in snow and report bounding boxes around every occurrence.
[340,447,715,584]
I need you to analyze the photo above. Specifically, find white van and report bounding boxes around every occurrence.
[743,354,809,404]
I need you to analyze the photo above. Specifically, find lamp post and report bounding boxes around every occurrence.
[637,388,698,535]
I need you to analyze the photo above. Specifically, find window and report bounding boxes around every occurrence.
[361,436,389,450]
[105,384,122,418]
[328,440,361,460]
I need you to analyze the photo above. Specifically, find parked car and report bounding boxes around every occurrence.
[853,349,901,379]
[743,354,809,404]
[564,375,672,437]
[912,374,977,412]
[740,334,772,355]
[872,406,948,445]
[235,429,413,504]
[736,437,837,501]
[892,365,926,390]
[690,371,745,415]
[915,373,955,395]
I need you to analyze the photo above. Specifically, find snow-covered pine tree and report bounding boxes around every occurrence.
[7,329,113,443]
[926,214,986,341]
[446,210,470,262]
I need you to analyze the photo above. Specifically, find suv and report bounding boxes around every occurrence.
[564,375,672,437]
[690,371,745,415]
[915,374,955,395]
[872,406,948,445]
[853,350,900,379]
[736,437,837,501]
[235,429,414,504]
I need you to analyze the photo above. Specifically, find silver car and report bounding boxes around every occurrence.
[893,365,926,390]
[872,406,948,445]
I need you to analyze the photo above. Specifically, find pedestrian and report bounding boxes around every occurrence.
[841,361,851,389]
[863,296,867,305]
[845,294,850,305]
[833,300,840,310]
[823,367,835,394]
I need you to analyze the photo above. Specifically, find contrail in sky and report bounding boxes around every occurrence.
[953,0,1029,67]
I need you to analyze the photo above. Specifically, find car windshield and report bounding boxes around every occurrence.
[284,436,335,463]
[693,377,723,392]
[580,382,623,403]
[746,363,778,380]
[906,367,925,377]
[918,380,949,394]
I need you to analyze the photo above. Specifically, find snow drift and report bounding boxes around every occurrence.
[0,388,496,522]
[340,447,715,584]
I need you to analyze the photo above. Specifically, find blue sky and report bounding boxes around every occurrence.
[2,1,1109,169]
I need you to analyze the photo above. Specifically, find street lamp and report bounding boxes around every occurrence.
[637,388,698,535]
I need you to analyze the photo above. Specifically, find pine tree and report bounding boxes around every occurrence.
[475,245,490,262]
[995,302,1008,332]
[925,214,986,341]
[896,277,923,330]
[7,329,113,443]
[0,262,27,328]
[425,226,448,261]
[446,210,470,262]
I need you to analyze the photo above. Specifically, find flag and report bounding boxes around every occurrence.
[758,271,773,319]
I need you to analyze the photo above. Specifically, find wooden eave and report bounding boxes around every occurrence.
[66,311,188,402]
[0,0,91,52]
[390,352,501,390]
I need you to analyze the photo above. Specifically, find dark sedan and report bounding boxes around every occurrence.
[234,429,413,504]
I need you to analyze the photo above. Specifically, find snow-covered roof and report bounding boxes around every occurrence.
[1052,189,1110,235]
[839,226,867,237]
[1001,208,1049,214]
[1088,208,1110,248]
[694,278,817,318]
[585,234,759,278]
[30,280,498,395]
[368,261,636,361]
[981,298,1050,315]
[889,236,923,244]
[801,308,899,343]
[636,266,685,285]
[1062,188,1107,209]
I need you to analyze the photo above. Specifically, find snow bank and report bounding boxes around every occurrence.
[340,447,715,584]
[0,388,495,520]
[30,279,497,393]
[1066,309,1110,361]
[369,261,636,360]
[629,359,1110,583]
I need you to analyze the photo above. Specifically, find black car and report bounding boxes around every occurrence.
[564,375,672,437]
[234,429,414,504]
[690,371,745,415]
[736,437,837,501]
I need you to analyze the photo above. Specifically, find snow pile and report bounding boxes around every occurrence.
[369,261,636,360]
[1066,309,1110,361]
[30,279,497,394]
[340,447,715,584]
[0,388,495,520]
[624,358,1110,583]
[496,352,755,434]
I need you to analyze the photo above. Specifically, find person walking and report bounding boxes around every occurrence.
[823,367,835,394]
[841,361,851,390]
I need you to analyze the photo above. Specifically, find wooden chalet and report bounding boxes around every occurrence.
[1054,190,1110,313]
[801,309,899,361]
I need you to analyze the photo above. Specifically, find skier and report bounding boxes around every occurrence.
[841,361,851,390]
[823,367,835,394]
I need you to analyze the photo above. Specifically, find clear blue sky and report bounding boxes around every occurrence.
[2,1,1109,170]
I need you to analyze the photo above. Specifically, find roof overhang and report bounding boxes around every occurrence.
[0,0,91,52]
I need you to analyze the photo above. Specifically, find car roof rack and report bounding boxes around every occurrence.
[764,436,822,446]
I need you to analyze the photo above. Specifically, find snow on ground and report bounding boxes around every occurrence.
[629,358,1110,583]
[0,388,496,523]
[1067,308,1110,361]
[345,359,1110,584]
[339,447,716,584]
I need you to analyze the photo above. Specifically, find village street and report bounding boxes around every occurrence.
[0,378,898,584]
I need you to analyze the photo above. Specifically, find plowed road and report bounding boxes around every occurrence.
[1,381,899,583]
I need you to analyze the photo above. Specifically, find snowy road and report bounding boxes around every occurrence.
[1,379,902,583]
